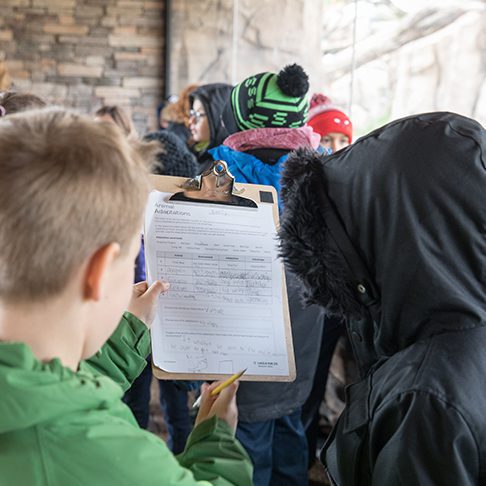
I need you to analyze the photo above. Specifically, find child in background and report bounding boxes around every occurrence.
[0,108,252,485]
[306,93,353,153]
[188,83,232,172]
[213,65,320,201]
[210,64,324,486]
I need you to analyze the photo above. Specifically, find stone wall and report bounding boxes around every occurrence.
[0,0,165,133]
[167,0,323,96]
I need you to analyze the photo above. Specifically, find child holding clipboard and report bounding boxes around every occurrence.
[0,108,252,485]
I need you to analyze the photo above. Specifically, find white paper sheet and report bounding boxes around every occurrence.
[144,190,290,376]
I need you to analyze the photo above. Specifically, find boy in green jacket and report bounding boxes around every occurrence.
[0,108,252,486]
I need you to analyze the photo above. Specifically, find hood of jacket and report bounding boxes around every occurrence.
[0,341,122,434]
[190,83,232,151]
[279,112,486,369]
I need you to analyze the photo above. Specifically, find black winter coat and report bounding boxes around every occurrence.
[279,112,486,485]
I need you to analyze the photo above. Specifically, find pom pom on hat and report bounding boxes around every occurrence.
[277,64,310,98]
[307,93,333,120]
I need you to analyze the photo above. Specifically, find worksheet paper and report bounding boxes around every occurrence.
[144,190,290,377]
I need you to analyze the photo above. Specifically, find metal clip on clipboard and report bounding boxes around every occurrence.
[169,160,258,208]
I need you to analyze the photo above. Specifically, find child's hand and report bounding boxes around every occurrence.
[127,280,169,328]
[195,381,239,432]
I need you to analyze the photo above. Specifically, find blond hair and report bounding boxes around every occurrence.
[95,105,135,138]
[0,108,153,302]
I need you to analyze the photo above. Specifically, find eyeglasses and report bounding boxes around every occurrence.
[189,109,207,123]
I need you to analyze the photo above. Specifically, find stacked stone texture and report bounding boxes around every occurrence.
[1,0,165,133]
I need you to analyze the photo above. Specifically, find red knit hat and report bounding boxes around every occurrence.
[307,93,353,142]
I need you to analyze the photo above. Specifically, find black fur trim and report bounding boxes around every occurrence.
[276,64,309,98]
[279,148,365,318]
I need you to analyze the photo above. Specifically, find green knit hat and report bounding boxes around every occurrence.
[222,64,310,134]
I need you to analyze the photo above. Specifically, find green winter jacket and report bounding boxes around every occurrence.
[0,312,252,485]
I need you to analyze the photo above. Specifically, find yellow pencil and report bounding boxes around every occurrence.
[192,369,247,408]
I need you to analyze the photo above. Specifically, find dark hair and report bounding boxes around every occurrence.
[0,91,46,117]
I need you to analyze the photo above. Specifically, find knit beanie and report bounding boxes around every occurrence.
[307,93,353,142]
[222,64,310,134]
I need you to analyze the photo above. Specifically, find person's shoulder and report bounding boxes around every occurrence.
[371,328,486,425]
[208,144,234,159]
[419,328,486,420]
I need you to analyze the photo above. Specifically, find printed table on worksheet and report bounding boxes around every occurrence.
[157,252,272,304]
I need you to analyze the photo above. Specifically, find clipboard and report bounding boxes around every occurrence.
[146,160,296,382]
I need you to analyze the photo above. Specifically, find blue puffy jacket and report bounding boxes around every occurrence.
[209,145,287,192]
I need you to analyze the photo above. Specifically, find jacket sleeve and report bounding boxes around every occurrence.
[370,391,479,485]
[82,311,151,392]
[177,416,253,485]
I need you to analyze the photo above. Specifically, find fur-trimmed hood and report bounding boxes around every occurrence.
[279,112,486,371]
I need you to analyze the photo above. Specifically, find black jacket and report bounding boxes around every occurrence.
[279,112,486,485]
[190,83,232,171]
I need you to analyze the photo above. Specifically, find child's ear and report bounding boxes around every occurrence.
[84,243,121,301]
